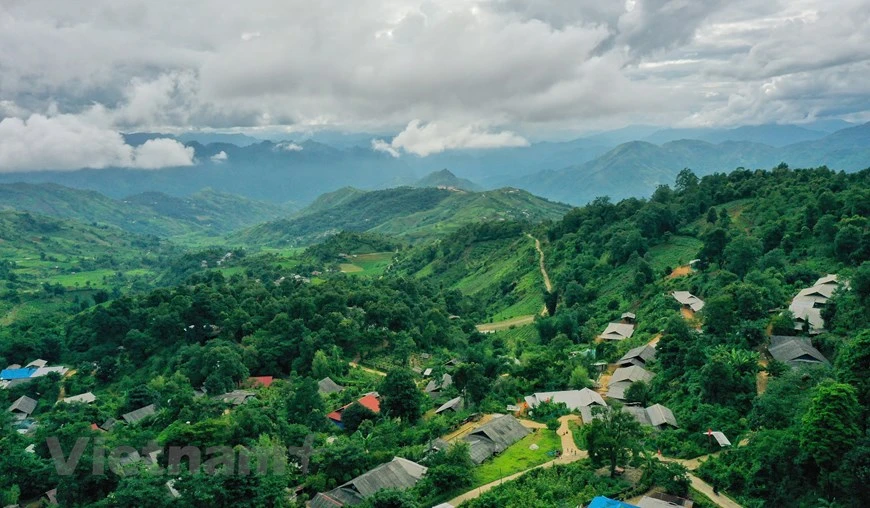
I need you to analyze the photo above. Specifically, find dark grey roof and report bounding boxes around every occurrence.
[311,457,427,507]
[214,390,255,405]
[524,388,605,410]
[768,337,830,367]
[100,418,117,431]
[617,345,656,367]
[8,395,37,415]
[425,373,453,393]
[464,415,529,464]
[610,366,653,385]
[435,396,464,414]
[318,377,345,394]
[121,404,156,424]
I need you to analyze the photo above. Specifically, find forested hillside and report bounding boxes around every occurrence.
[0,183,288,237]
[0,166,867,507]
[233,186,570,246]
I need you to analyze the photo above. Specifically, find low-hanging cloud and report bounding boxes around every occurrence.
[0,113,194,172]
[210,150,228,162]
[374,120,529,157]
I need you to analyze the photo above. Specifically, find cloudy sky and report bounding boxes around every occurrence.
[1,0,869,168]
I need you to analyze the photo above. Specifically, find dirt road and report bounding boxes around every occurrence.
[526,234,552,293]
[476,315,536,332]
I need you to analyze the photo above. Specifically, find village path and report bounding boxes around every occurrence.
[526,233,553,293]
[660,454,743,508]
[557,414,582,456]
[476,315,535,333]
[347,361,386,377]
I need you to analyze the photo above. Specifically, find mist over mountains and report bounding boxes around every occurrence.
[0,122,868,206]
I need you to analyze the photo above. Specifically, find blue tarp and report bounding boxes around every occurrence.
[0,368,36,380]
[587,497,639,508]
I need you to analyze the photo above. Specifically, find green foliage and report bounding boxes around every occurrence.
[380,370,423,423]
[585,407,644,477]
[800,382,863,472]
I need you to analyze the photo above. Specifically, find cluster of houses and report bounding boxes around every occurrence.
[788,274,842,334]
[0,359,69,390]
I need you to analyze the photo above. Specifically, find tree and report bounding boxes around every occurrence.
[852,262,870,302]
[835,330,870,405]
[624,381,651,406]
[800,382,862,473]
[311,350,332,379]
[585,407,644,477]
[706,207,718,224]
[699,228,728,265]
[379,369,422,423]
[360,489,420,508]
[724,235,762,277]
[834,225,862,263]
[342,401,377,434]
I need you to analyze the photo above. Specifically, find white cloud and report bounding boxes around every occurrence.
[133,138,196,169]
[210,150,228,162]
[371,138,399,158]
[0,0,866,137]
[0,112,194,172]
[374,120,530,157]
[276,141,303,151]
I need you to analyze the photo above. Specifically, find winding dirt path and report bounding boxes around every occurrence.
[526,234,552,293]
[347,361,386,377]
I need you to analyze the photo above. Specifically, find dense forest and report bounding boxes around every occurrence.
[0,166,868,507]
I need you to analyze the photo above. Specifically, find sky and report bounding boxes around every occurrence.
[1,0,870,169]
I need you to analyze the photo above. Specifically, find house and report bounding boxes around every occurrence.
[617,345,657,368]
[607,366,654,400]
[61,392,96,404]
[32,366,69,378]
[463,414,530,464]
[621,312,637,324]
[423,368,433,376]
[587,497,639,508]
[425,373,453,394]
[579,405,609,424]
[0,367,36,381]
[623,404,678,430]
[435,396,464,414]
[318,377,345,394]
[704,430,732,447]
[100,418,117,431]
[121,404,156,424]
[25,359,48,368]
[672,291,705,312]
[524,388,606,412]
[787,274,844,333]
[768,336,830,368]
[327,392,381,428]
[8,395,37,418]
[599,322,636,341]
[310,457,427,507]
[214,390,255,405]
[247,376,274,388]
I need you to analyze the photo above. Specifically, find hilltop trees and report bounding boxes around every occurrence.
[585,407,644,477]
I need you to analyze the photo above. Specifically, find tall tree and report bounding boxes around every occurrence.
[379,369,422,423]
[585,407,644,477]
[800,382,862,473]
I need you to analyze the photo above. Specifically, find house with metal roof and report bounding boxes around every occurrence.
[524,388,606,412]
[214,390,256,406]
[310,457,427,507]
[8,395,37,418]
[607,366,654,400]
[623,403,678,430]
[0,367,36,381]
[61,392,96,404]
[424,373,453,394]
[617,345,656,368]
[599,322,636,341]
[463,414,530,464]
[768,336,830,368]
[121,404,156,424]
[318,377,345,395]
[435,396,464,414]
[327,393,381,428]
[672,291,705,312]
[787,274,845,333]
[587,496,639,508]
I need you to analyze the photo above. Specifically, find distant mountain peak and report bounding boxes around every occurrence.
[415,169,481,191]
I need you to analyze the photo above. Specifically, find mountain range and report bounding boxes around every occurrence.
[0,122,867,206]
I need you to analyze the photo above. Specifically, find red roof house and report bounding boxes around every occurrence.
[327,392,380,427]
[246,376,275,388]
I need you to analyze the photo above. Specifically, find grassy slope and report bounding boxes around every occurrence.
[472,430,562,486]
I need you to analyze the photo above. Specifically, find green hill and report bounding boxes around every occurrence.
[414,169,481,191]
[233,186,571,247]
[0,183,288,238]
